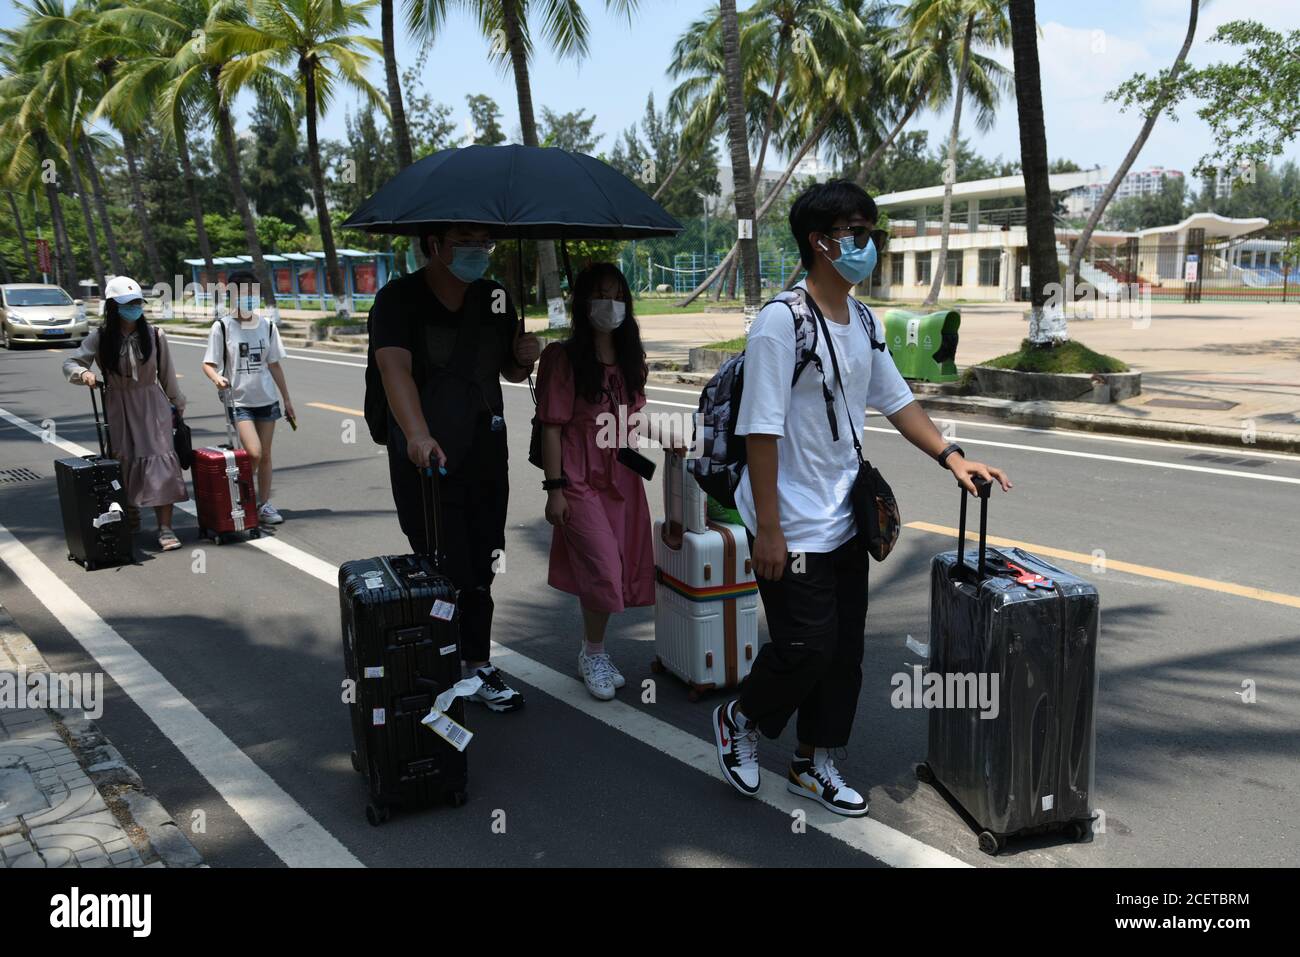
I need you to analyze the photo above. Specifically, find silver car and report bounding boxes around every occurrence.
[0,283,91,348]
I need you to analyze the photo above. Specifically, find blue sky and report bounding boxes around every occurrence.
[5,0,1299,185]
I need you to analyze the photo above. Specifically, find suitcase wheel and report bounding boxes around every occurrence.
[84,561,96,572]
[446,789,469,809]
[914,762,934,785]
[977,831,1003,856]
[67,553,74,562]
[350,750,363,774]
[687,688,702,703]
[1069,820,1091,843]
[250,528,262,539]
[649,657,665,675]
[365,801,390,826]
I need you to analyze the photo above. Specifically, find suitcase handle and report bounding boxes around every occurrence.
[89,381,111,459]
[418,466,445,566]
[956,476,992,579]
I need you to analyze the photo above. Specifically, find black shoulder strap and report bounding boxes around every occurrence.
[213,318,228,378]
[805,294,863,460]
[852,299,886,351]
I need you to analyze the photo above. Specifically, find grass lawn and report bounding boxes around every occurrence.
[979,338,1129,374]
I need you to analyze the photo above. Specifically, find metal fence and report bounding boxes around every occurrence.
[1075,230,1300,303]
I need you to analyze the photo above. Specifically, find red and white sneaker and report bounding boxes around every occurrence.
[713,700,760,796]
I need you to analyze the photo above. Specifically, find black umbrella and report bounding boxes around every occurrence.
[341,144,684,241]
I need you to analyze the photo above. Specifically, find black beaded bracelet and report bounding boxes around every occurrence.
[542,477,569,491]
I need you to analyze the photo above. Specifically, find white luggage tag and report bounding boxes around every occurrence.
[430,599,456,622]
[421,676,482,752]
[92,502,124,528]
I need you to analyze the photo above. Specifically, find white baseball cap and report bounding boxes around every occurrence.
[103,275,144,303]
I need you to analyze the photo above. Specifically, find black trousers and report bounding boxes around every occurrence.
[387,415,508,664]
[738,534,869,748]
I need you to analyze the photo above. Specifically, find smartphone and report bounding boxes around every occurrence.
[617,447,656,481]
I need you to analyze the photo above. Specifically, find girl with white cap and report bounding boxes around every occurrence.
[63,276,189,551]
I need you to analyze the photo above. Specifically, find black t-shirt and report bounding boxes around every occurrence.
[369,271,518,415]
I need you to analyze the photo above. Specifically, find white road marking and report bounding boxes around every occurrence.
[858,427,1300,486]
[0,400,966,869]
[0,522,363,869]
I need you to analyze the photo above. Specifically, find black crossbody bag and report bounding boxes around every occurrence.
[806,294,901,562]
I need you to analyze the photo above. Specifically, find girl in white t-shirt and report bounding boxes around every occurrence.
[200,269,296,525]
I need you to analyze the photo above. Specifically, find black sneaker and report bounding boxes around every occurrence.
[713,701,760,796]
[787,749,868,817]
[470,665,525,713]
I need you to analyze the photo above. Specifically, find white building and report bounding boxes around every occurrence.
[1062,166,1183,218]
[868,172,1267,303]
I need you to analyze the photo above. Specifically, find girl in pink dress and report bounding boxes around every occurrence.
[537,263,655,701]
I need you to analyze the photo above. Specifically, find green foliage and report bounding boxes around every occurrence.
[466,94,507,146]
[540,108,600,154]
[982,338,1129,374]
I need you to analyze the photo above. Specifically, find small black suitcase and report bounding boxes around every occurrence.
[55,382,133,571]
[916,479,1099,856]
[339,467,468,825]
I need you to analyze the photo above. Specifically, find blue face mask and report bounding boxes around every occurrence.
[118,303,143,322]
[447,245,491,283]
[825,236,877,285]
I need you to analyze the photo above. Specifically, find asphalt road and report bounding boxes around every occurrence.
[2,333,1297,868]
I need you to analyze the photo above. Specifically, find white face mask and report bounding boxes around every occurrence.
[589,298,626,332]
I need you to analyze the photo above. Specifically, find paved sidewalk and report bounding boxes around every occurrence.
[0,605,202,869]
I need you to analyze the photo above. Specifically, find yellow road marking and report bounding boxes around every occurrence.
[906,522,1300,610]
[307,402,363,416]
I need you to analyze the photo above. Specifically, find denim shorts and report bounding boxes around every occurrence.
[228,401,281,424]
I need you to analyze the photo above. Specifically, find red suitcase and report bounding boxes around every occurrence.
[193,392,260,544]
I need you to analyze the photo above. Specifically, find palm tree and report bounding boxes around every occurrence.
[97,0,225,286]
[1066,1,1200,290]
[718,0,761,314]
[407,0,640,316]
[0,21,80,293]
[1007,0,1063,343]
[212,0,387,316]
[380,0,413,169]
[905,0,1010,307]
[147,0,278,315]
[4,191,38,280]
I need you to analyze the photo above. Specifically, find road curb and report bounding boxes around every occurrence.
[0,603,205,868]
[913,394,1300,455]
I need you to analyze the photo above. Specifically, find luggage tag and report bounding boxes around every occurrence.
[421,675,482,752]
[430,599,456,622]
[490,414,505,433]
[1004,560,1053,590]
[92,502,124,528]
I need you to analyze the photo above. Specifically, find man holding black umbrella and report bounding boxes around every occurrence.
[370,223,541,713]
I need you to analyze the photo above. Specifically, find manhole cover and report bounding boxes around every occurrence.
[0,467,41,484]
[1144,398,1238,411]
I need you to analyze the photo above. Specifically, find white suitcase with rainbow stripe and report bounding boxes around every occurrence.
[652,451,760,700]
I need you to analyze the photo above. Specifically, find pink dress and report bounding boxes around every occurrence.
[536,343,655,613]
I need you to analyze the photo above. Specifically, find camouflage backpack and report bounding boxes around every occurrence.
[690,289,838,508]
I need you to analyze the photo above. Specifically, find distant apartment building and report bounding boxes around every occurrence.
[1063,166,1184,218]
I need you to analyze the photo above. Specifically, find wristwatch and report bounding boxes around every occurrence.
[542,477,569,491]
[937,443,965,470]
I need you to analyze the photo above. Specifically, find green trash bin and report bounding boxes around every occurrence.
[882,309,961,382]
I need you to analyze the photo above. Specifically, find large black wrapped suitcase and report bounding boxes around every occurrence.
[339,468,468,825]
[916,479,1099,856]
[55,382,133,571]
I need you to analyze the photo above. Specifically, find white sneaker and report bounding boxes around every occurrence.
[258,502,284,525]
[606,656,626,690]
[469,665,525,713]
[713,701,760,796]
[787,749,868,817]
[578,651,617,701]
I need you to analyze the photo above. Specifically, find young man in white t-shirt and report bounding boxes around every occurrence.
[712,181,1012,816]
[201,269,296,526]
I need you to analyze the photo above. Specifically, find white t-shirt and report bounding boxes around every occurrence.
[203,315,286,409]
[735,285,915,554]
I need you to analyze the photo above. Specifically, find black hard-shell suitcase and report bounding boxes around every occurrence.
[916,479,1099,856]
[339,467,468,825]
[55,382,133,571]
